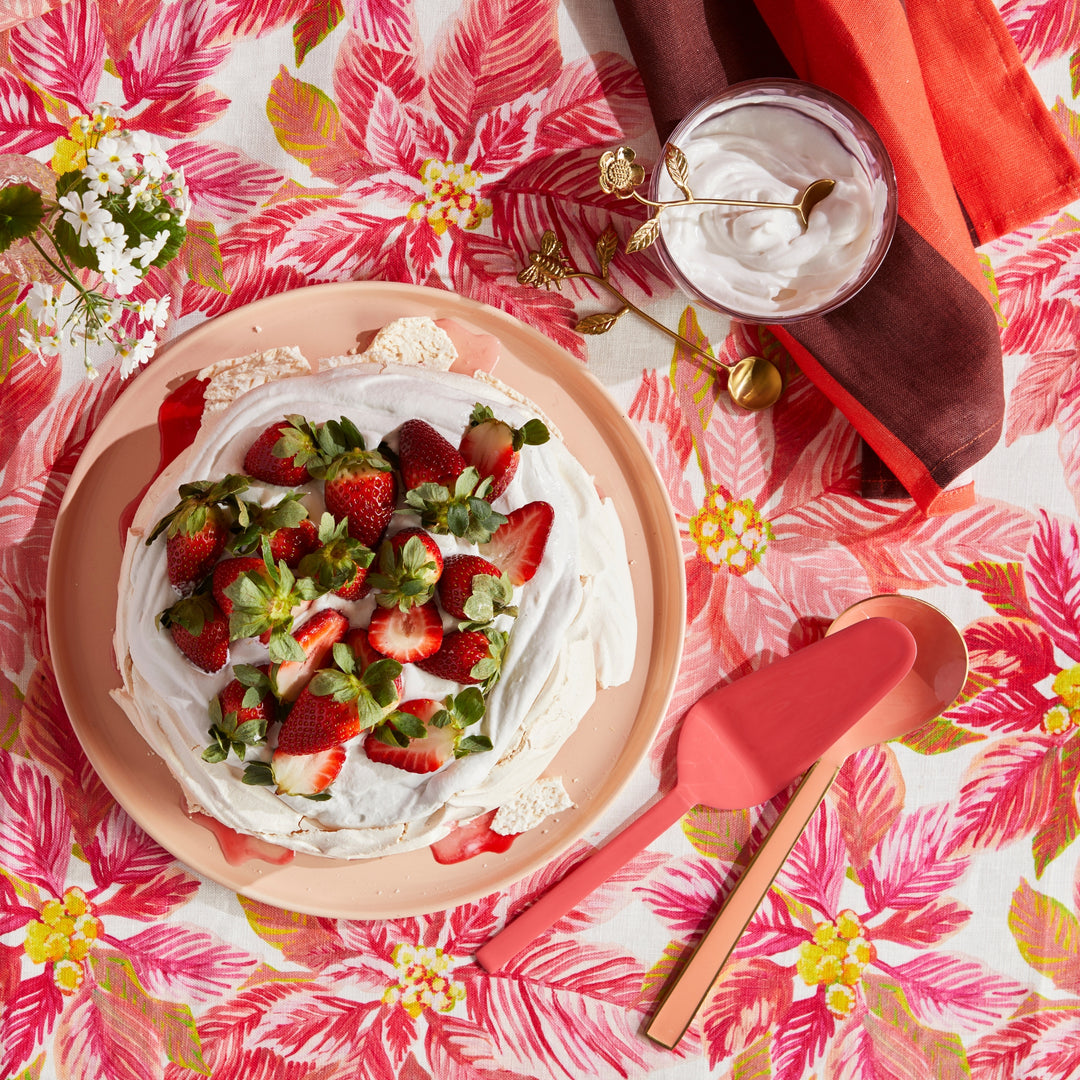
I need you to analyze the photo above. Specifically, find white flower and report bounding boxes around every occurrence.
[132,294,170,328]
[97,255,141,296]
[17,327,39,354]
[88,135,136,172]
[131,229,170,268]
[59,189,110,246]
[26,282,57,321]
[85,160,126,197]
[93,219,128,261]
[118,328,157,378]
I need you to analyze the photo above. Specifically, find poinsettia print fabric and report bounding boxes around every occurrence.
[2,0,1080,1077]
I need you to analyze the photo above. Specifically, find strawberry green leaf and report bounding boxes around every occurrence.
[0,184,44,253]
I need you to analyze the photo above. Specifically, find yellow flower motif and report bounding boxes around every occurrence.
[51,113,122,175]
[408,160,493,236]
[812,921,838,947]
[835,909,865,940]
[798,912,876,1015]
[1053,666,1080,711]
[1044,704,1073,735]
[824,981,857,1018]
[689,493,774,576]
[598,146,645,198]
[382,943,466,1019]
[23,887,102,995]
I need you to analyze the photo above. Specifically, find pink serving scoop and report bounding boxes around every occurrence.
[475,617,917,973]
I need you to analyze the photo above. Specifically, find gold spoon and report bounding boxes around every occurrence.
[675,177,837,230]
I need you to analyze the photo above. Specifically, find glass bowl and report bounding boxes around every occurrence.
[648,78,898,323]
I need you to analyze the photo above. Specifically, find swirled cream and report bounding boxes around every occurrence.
[656,102,891,318]
[111,342,636,859]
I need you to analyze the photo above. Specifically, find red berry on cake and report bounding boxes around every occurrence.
[367,529,444,610]
[202,664,276,763]
[324,449,397,548]
[459,404,549,500]
[243,416,326,485]
[211,556,266,617]
[272,609,350,703]
[146,475,249,593]
[364,689,491,774]
[415,627,507,688]
[246,745,346,798]
[276,682,363,755]
[437,554,516,623]
[367,601,443,663]
[398,418,467,490]
[479,500,554,585]
[402,465,507,543]
[231,495,320,568]
[297,513,375,600]
[159,591,230,673]
[343,627,404,701]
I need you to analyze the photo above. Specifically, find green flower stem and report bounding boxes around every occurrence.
[562,268,731,368]
[27,233,91,299]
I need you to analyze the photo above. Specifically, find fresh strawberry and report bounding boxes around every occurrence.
[437,554,516,623]
[203,664,275,763]
[459,404,549,500]
[403,466,506,543]
[298,513,375,600]
[159,591,230,673]
[430,809,517,864]
[324,449,397,548]
[212,556,266,617]
[245,745,346,798]
[478,500,554,586]
[364,689,490,774]
[272,608,350,703]
[367,528,444,611]
[398,419,467,491]
[243,416,326,485]
[266,516,319,566]
[275,682,362,755]
[367,601,443,663]
[147,475,249,592]
[414,627,507,688]
[276,640,403,754]
[232,495,320,568]
[343,627,405,700]
[221,538,322,661]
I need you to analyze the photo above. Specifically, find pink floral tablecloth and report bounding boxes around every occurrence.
[3,1,1080,1077]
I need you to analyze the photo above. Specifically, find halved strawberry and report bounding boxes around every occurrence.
[367,528,444,611]
[324,449,397,548]
[437,554,516,623]
[243,416,326,485]
[272,609,350,703]
[212,556,266,617]
[203,664,275,763]
[414,627,507,688]
[430,809,517,864]
[158,591,230,673]
[364,689,491,774]
[459,404,549,500]
[298,513,375,600]
[245,745,346,798]
[478,501,554,586]
[398,418,466,491]
[147,475,249,592]
[367,601,443,663]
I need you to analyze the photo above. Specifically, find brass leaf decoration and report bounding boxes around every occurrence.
[595,225,619,277]
[576,311,624,335]
[664,144,691,198]
[626,217,660,254]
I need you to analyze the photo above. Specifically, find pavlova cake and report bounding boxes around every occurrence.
[111,317,636,860]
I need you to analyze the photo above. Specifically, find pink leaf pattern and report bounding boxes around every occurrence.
[1,2,1078,1077]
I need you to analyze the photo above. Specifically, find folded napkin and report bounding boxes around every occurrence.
[613,0,1080,514]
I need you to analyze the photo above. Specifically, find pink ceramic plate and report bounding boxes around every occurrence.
[46,282,685,919]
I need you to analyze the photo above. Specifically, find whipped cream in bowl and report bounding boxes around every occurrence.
[112,322,638,861]
[651,79,897,322]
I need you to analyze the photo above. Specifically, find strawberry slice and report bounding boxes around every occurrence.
[437,554,515,623]
[458,404,549,500]
[430,809,517,864]
[367,601,443,663]
[147,474,249,593]
[245,745,346,798]
[478,501,554,586]
[414,627,507,688]
[159,591,230,673]
[272,609,350,703]
[364,689,490,774]
[324,448,397,548]
[398,419,467,490]
[243,416,326,486]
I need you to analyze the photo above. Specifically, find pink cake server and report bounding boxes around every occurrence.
[475,616,917,973]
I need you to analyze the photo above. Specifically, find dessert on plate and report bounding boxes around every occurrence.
[111,317,637,860]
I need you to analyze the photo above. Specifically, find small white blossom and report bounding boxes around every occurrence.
[93,219,128,261]
[132,229,170,268]
[18,327,39,354]
[117,328,157,378]
[88,135,136,172]
[97,255,141,296]
[59,189,110,246]
[26,282,57,321]
[132,295,170,328]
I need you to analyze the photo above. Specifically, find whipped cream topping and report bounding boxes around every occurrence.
[112,358,636,859]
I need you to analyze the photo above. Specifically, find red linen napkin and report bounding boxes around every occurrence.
[612,0,1080,514]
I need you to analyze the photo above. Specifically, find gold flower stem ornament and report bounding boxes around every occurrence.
[516,227,782,410]
[598,145,833,254]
